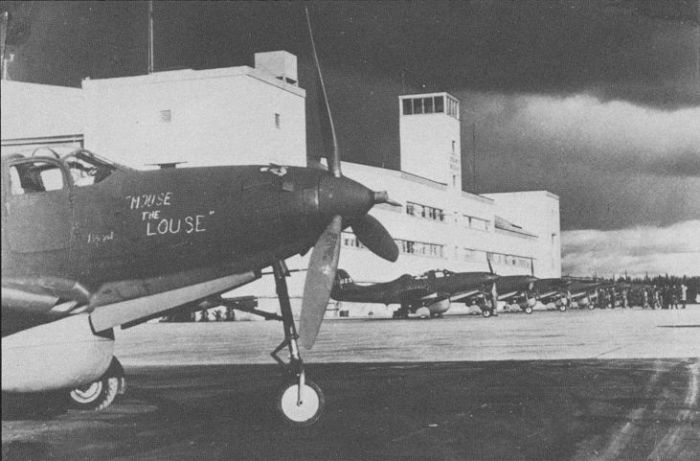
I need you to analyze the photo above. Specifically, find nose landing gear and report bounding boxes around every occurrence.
[270,260,325,426]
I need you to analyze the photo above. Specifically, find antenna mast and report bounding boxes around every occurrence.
[148,0,154,74]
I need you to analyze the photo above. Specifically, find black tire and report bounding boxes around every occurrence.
[69,376,119,411]
[277,379,325,427]
[524,306,533,314]
[68,358,124,411]
[482,308,492,318]
[558,304,567,312]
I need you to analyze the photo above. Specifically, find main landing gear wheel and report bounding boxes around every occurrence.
[558,304,567,312]
[270,259,326,426]
[69,357,125,411]
[524,305,533,314]
[482,308,492,318]
[278,380,325,426]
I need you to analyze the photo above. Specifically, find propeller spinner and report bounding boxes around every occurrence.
[299,7,399,349]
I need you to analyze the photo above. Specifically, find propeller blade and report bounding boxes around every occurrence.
[300,215,342,349]
[491,281,499,310]
[350,214,399,262]
[487,255,494,274]
[305,6,341,178]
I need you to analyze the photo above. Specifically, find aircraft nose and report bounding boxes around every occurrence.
[318,175,375,218]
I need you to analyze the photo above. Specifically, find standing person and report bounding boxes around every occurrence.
[681,282,688,309]
[642,287,650,309]
[671,284,679,309]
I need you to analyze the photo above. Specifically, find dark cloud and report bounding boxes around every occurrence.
[562,220,700,276]
[2,1,698,232]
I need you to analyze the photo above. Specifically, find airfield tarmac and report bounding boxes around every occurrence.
[3,307,699,460]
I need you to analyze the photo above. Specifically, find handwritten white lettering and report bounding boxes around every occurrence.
[126,192,173,210]
[146,214,207,237]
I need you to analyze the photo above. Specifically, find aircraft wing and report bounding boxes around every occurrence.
[449,289,482,303]
[2,266,260,335]
[2,277,90,319]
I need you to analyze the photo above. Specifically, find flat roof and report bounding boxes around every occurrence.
[81,65,305,97]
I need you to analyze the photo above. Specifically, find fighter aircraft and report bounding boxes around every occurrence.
[485,274,540,315]
[1,9,399,426]
[532,277,623,311]
[330,268,499,319]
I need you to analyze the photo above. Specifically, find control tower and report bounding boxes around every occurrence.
[399,92,461,194]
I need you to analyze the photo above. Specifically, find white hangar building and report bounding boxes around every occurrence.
[1,51,561,316]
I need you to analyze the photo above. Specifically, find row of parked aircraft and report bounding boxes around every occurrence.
[0,8,656,428]
[330,267,631,319]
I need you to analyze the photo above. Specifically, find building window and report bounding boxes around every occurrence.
[406,201,444,222]
[413,98,424,114]
[435,96,444,113]
[396,239,444,258]
[402,96,452,116]
[464,215,490,231]
[275,113,281,129]
[452,140,456,153]
[487,251,534,269]
[159,109,172,122]
[341,232,365,249]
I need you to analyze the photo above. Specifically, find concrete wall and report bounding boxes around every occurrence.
[81,66,306,169]
[483,191,561,278]
[1,81,84,143]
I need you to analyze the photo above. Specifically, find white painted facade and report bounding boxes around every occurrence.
[81,58,306,168]
[0,51,560,318]
[1,80,85,154]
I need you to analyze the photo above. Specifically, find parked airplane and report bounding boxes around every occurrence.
[0,9,399,426]
[485,274,540,316]
[331,269,499,319]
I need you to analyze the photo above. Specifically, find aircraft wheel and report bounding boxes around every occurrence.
[524,306,533,314]
[482,308,492,318]
[278,380,325,427]
[587,303,595,310]
[69,363,123,411]
[416,307,431,319]
[558,304,567,312]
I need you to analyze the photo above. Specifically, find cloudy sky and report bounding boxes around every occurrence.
[3,1,699,276]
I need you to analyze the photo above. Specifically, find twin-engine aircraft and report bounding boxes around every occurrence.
[331,269,499,319]
[0,9,400,426]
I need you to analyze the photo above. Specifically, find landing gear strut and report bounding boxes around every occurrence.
[270,260,324,426]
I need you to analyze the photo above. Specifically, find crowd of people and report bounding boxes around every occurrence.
[591,279,690,310]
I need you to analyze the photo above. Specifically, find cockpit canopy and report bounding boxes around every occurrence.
[4,148,126,195]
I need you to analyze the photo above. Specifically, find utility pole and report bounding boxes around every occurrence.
[1,11,8,80]
[148,0,154,74]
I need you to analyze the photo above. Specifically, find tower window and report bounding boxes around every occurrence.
[413,98,423,114]
[435,96,444,113]
[402,99,412,115]
[423,97,434,113]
